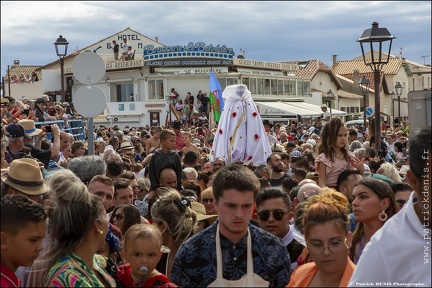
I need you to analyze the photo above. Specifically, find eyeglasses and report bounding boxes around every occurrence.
[114,213,124,221]
[257,210,288,221]
[396,199,407,207]
[307,238,347,254]
[202,198,213,203]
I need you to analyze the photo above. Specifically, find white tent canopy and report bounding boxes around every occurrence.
[256,101,347,119]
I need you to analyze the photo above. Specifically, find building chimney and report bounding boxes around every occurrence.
[353,70,360,84]
[332,55,337,67]
[155,36,159,43]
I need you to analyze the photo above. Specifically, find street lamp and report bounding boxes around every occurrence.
[357,22,396,150]
[358,75,370,130]
[54,35,69,102]
[394,81,403,126]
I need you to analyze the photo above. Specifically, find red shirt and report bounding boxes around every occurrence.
[0,264,21,288]
[116,263,177,287]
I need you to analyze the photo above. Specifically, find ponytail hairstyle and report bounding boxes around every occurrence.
[42,169,104,282]
[151,189,197,247]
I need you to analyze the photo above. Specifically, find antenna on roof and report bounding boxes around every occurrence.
[421,55,430,65]
[399,47,403,58]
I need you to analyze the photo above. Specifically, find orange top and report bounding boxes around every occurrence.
[287,257,355,287]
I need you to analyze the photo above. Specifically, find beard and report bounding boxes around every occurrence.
[272,165,283,173]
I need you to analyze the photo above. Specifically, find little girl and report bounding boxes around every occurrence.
[115,223,177,287]
[316,118,364,188]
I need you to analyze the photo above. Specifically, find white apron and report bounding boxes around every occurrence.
[208,225,270,287]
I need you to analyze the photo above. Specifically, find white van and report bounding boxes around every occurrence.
[346,119,369,128]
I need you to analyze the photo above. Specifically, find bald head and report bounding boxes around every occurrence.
[159,168,177,189]
[297,183,322,203]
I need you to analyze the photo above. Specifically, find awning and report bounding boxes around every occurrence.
[286,101,347,116]
[255,102,298,118]
[255,101,348,119]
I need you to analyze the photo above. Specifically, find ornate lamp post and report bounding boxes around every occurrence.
[54,35,69,102]
[394,81,403,126]
[358,75,371,130]
[357,22,396,150]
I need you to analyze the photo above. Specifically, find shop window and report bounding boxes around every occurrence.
[277,79,284,95]
[148,79,164,100]
[264,78,271,95]
[250,78,257,94]
[242,77,249,88]
[271,79,278,95]
[227,77,238,86]
[257,78,263,95]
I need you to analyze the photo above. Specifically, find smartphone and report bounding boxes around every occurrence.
[23,109,30,116]
[45,125,52,133]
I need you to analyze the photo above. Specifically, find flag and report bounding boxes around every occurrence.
[209,69,224,123]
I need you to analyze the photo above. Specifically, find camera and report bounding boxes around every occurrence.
[44,125,52,133]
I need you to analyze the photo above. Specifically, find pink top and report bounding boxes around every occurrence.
[315,152,355,187]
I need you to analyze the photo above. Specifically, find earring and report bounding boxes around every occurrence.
[99,230,104,235]
[379,210,388,222]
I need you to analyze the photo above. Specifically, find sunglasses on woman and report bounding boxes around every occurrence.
[114,213,124,221]
[257,210,288,221]
[202,198,213,203]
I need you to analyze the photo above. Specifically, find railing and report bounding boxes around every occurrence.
[34,119,85,141]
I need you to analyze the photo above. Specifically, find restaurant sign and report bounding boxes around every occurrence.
[143,42,234,66]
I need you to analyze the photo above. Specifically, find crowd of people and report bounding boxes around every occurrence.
[1,94,430,287]
[9,72,39,84]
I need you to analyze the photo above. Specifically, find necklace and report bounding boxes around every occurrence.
[335,152,345,160]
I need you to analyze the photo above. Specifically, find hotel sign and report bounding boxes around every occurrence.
[234,58,300,71]
[143,42,234,66]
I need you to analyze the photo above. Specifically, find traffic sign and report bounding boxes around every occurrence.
[365,106,374,117]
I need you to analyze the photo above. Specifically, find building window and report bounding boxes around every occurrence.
[271,79,278,95]
[242,77,249,88]
[116,83,133,102]
[277,79,284,95]
[296,80,311,96]
[250,78,257,94]
[264,78,271,95]
[148,79,164,100]
[226,77,238,86]
[257,78,263,95]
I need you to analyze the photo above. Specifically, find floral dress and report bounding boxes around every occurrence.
[44,252,116,287]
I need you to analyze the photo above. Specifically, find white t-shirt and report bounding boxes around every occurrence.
[321,111,331,126]
[122,42,131,54]
[349,192,431,287]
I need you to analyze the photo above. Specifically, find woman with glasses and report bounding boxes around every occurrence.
[288,188,355,287]
[350,178,399,264]
[109,204,141,235]
[200,187,217,216]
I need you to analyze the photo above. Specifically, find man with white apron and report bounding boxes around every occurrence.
[171,165,292,287]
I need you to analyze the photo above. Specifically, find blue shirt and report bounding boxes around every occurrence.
[171,221,292,287]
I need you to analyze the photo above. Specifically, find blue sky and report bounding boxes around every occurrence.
[1,1,431,78]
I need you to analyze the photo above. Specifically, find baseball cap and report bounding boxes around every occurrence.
[290,150,302,158]
[5,123,31,139]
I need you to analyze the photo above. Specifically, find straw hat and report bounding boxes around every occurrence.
[190,201,218,222]
[18,119,42,137]
[1,158,48,195]
[119,141,134,150]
